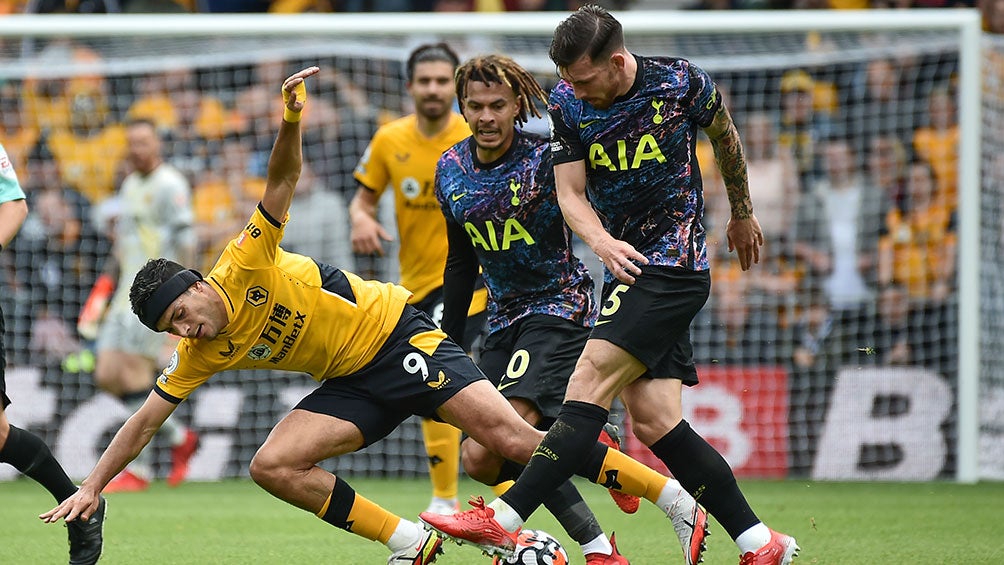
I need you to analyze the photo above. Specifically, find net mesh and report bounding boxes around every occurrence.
[0,16,990,481]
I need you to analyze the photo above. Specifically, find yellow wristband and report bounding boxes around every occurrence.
[281,80,307,123]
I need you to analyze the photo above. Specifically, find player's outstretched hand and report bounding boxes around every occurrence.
[281,66,320,122]
[726,213,764,271]
[594,236,649,285]
[40,485,101,524]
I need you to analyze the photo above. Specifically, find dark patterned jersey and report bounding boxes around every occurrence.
[436,133,596,337]
[548,55,721,277]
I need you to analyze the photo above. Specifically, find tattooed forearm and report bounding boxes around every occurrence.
[706,107,754,219]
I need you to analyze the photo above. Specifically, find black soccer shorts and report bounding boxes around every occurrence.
[294,305,487,447]
[478,314,590,423]
[590,265,710,385]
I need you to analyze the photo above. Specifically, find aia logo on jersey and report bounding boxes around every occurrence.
[246,286,269,307]
[246,343,272,361]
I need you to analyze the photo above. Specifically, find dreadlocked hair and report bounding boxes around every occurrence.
[455,54,547,126]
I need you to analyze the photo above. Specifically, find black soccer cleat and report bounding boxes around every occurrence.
[67,495,106,565]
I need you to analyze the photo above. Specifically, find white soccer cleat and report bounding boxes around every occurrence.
[663,493,709,565]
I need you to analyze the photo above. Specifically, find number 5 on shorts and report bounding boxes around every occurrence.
[601,284,630,317]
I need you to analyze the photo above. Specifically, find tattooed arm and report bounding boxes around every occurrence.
[704,104,763,270]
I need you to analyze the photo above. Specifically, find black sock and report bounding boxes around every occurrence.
[542,480,603,546]
[494,457,603,545]
[0,425,78,502]
[319,477,356,530]
[501,401,608,521]
[650,420,759,540]
[494,459,525,484]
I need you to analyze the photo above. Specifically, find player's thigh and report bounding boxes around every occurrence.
[589,265,709,383]
[296,305,487,448]
[481,315,589,422]
[439,379,543,465]
[257,408,366,465]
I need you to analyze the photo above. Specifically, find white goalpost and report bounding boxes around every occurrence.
[0,9,987,483]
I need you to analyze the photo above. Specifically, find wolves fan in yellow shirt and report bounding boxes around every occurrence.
[350,43,485,516]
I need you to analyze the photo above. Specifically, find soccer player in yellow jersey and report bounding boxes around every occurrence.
[42,65,697,565]
[350,42,485,516]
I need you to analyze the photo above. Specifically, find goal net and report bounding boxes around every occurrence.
[0,10,990,483]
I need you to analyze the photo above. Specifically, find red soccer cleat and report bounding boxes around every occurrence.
[419,496,519,560]
[167,429,199,487]
[739,529,799,565]
[104,470,149,493]
[598,423,641,514]
[585,532,630,565]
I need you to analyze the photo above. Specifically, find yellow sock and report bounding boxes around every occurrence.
[492,480,514,496]
[421,418,461,499]
[316,479,400,543]
[596,447,670,503]
[346,493,401,543]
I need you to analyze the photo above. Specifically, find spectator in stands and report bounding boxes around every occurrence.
[912,86,959,208]
[792,136,889,366]
[777,69,832,190]
[786,284,833,476]
[843,57,919,155]
[0,82,39,175]
[17,187,108,365]
[303,67,378,198]
[161,87,220,187]
[127,67,229,146]
[47,90,128,204]
[192,133,265,273]
[281,160,353,269]
[234,59,292,177]
[877,158,956,375]
[867,133,909,211]
[743,111,800,248]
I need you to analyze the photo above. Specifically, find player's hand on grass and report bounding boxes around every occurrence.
[39,485,101,524]
[727,213,764,271]
[594,236,648,285]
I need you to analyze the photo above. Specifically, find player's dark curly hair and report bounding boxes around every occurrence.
[406,42,460,82]
[454,54,546,126]
[129,258,186,319]
[549,4,624,69]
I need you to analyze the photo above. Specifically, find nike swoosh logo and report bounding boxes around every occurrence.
[595,320,612,326]
[498,379,519,391]
[451,192,467,202]
[579,119,600,129]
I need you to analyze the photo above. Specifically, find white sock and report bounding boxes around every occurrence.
[580,534,612,556]
[487,499,524,532]
[735,522,772,554]
[655,478,690,513]
[386,519,422,553]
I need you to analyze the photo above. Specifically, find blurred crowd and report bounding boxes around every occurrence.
[0,0,1002,17]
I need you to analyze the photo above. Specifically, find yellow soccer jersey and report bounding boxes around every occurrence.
[155,205,412,403]
[354,112,471,304]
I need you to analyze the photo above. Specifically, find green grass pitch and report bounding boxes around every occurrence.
[2,477,1002,564]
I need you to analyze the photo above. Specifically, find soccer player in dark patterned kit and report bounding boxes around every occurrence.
[421,6,799,565]
[0,142,105,564]
[41,64,714,565]
[433,54,648,565]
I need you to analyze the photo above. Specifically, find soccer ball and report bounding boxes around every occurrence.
[498,529,569,565]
